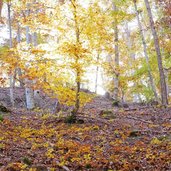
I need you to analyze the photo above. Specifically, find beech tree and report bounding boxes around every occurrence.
[112,2,119,102]
[57,0,95,115]
[144,0,168,105]
[133,0,158,102]
[7,0,15,107]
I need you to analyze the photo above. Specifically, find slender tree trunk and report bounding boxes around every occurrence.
[125,22,135,61]
[164,68,169,99]
[7,2,14,107]
[0,0,3,23]
[17,68,24,87]
[0,0,2,11]
[12,68,17,87]
[133,0,158,102]
[32,32,41,107]
[16,23,24,87]
[17,23,21,42]
[112,2,119,101]
[144,0,168,105]
[7,3,12,48]
[71,0,80,116]
[125,22,139,101]
[121,88,125,103]
[95,53,99,93]
[25,3,35,110]
[75,70,80,115]
[32,32,38,46]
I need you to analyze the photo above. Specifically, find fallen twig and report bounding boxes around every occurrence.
[125,116,153,124]
[56,160,70,171]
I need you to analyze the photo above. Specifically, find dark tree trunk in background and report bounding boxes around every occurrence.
[144,0,168,106]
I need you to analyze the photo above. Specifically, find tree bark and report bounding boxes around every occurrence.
[133,0,159,102]
[144,0,168,105]
[164,68,169,99]
[16,23,24,87]
[16,23,21,43]
[7,2,14,107]
[112,2,119,101]
[71,0,81,116]
[7,3,12,48]
[25,4,35,110]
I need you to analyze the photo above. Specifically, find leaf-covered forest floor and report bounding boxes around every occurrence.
[0,89,171,170]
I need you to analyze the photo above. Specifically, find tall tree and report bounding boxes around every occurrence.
[112,2,119,102]
[133,0,158,102]
[7,0,14,107]
[72,0,81,116]
[25,3,35,110]
[144,0,168,105]
[16,23,24,87]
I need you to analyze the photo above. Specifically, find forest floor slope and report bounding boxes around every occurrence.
[0,94,171,170]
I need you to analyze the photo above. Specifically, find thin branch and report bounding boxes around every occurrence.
[56,160,71,171]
